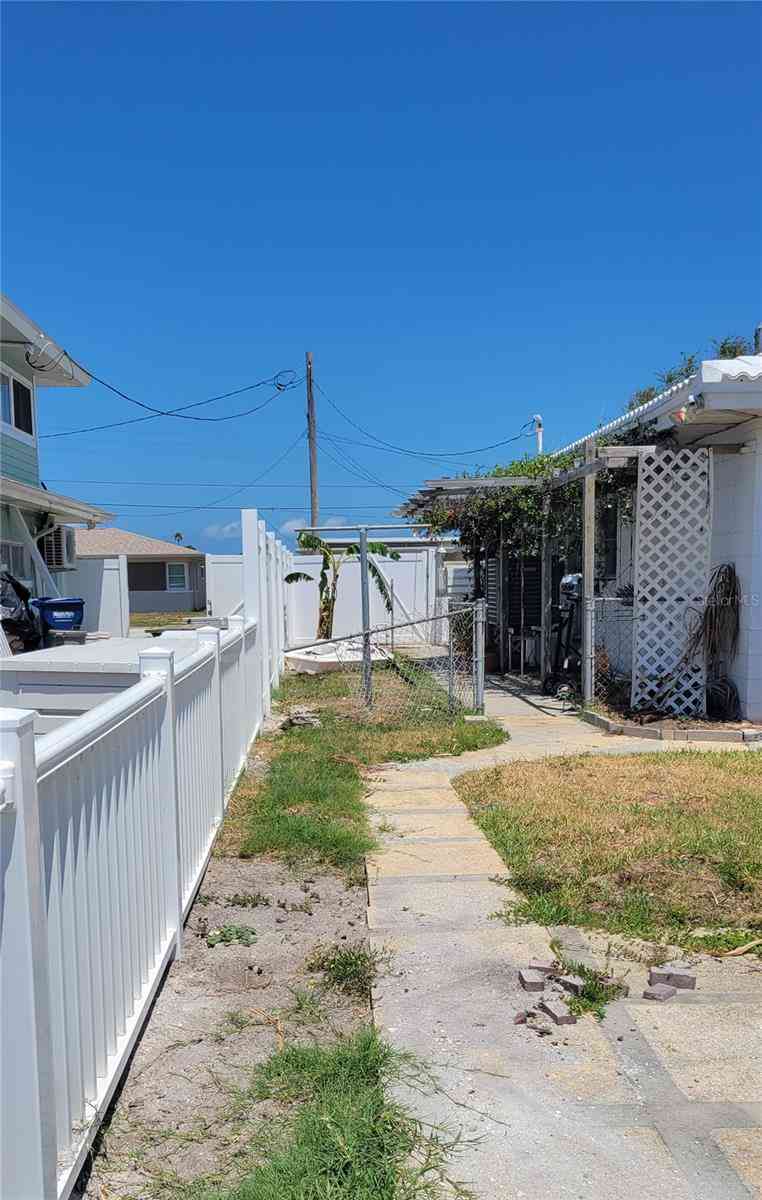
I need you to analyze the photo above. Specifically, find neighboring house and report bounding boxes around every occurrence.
[0,294,112,599]
[75,528,206,613]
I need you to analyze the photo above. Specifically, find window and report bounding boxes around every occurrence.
[0,370,34,437]
[166,562,188,591]
[0,374,10,425]
[12,380,33,435]
[128,561,166,591]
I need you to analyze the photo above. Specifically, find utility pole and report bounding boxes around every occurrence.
[305,351,319,527]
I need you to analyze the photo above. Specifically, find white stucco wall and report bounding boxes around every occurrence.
[711,423,762,720]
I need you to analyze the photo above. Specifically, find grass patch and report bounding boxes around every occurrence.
[227,670,505,873]
[456,751,762,952]
[306,941,387,997]
[198,1027,467,1200]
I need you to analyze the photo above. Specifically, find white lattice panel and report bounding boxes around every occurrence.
[631,448,711,715]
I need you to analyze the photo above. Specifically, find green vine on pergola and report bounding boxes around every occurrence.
[421,425,670,575]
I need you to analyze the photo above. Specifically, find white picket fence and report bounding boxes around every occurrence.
[0,511,289,1200]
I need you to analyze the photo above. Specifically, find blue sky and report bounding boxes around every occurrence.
[2,1,760,551]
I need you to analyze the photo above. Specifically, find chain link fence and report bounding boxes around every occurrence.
[284,602,484,726]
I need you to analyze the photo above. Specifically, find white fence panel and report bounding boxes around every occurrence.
[173,647,222,912]
[64,554,130,636]
[205,554,243,617]
[287,550,437,645]
[0,510,291,1200]
[220,627,246,791]
[35,677,174,1191]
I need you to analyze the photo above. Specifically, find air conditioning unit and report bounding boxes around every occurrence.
[40,526,78,572]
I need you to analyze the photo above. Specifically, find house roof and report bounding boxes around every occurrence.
[75,528,204,558]
[0,294,91,387]
[555,354,762,456]
[1,476,113,525]
[396,352,762,518]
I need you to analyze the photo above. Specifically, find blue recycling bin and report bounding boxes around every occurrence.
[31,597,85,631]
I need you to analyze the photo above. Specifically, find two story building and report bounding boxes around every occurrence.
[0,294,112,601]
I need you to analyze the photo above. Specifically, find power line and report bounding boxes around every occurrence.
[45,479,422,488]
[116,430,307,519]
[316,435,410,498]
[315,380,536,458]
[101,503,401,512]
[41,373,301,439]
[318,429,473,471]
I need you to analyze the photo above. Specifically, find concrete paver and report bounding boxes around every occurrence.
[365,682,762,1198]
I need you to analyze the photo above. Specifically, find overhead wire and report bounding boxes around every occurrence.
[112,429,307,520]
[42,378,301,439]
[45,479,422,488]
[316,435,409,498]
[315,380,536,458]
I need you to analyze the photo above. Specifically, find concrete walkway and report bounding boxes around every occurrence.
[396,675,761,778]
[365,685,762,1198]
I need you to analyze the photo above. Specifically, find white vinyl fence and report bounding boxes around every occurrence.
[287,548,443,644]
[0,511,288,1200]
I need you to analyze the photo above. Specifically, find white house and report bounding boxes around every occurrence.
[399,349,762,720]
[555,352,762,719]
[0,294,112,601]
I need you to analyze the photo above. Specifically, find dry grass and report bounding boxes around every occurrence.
[129,610,199,628]
[455,752,762,949]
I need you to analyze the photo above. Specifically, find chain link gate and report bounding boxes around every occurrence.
[285,601,485,726]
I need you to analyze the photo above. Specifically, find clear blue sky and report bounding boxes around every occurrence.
[2,1,760,551]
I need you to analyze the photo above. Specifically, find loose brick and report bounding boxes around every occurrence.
[559,974,585,997]
[643,983,676,1002]
[527,959,556,976]
[539,998,577,1025]
[518,968,546,992]
[648,961,696,990]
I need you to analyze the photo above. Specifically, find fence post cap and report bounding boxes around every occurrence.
[138,646,176,672]
[197,625,221,644]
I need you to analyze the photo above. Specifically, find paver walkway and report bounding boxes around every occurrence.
[397,675,761,777]
[365,684,762,1199]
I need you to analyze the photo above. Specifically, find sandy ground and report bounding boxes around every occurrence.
[74,856,369,1198]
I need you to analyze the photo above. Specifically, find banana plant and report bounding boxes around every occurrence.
[285,531,400,640]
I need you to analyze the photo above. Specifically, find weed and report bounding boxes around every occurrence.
[201,1027,471,1200]
[545,940,628,1019]
[206,924,257,949]
[285,987,325,1026]
[226,892,272,909]
[213,1010,254,1042]
[306,941,388,997]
